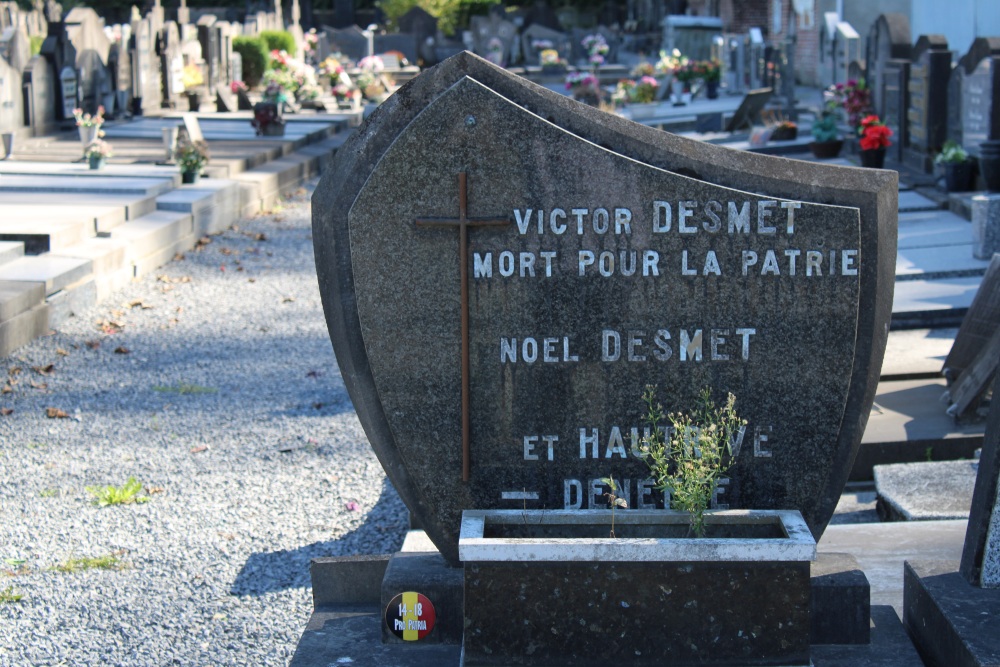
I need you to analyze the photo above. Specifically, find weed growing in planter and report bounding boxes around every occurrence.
[600,474,629,537]
[638,386,746,537]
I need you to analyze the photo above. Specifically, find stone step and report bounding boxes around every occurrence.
[0,254,93,296]
[0,241,25,266]
[0,160,182,186]
[0,204,129,253]
[880,327,956,379]
[0,173,175,198]
[897,190,942,212]
[108,210,196,267]
[54,236,131,301]
[0,300,49,357]
[0,280,45,323]
[156,179,241,236]
[891,276,980,329]
[0,192,157,228]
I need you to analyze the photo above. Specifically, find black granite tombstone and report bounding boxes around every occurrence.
[866,13,911,122]
[880,59,909,165]
[961,52,1000,158]
[312,52,898,566]
[904,376,1000,667]
[904,35,951,172]
[39,18,77,122]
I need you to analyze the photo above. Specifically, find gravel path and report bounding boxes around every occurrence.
[0,180,408,666]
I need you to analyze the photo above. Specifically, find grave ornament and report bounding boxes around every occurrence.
[313,52,897,565]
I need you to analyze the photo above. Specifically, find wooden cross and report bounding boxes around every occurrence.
[415,172,510,482]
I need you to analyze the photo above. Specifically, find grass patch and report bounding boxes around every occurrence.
[52,553,126,573]
[38,488,58,498]
[0,585,24,603]
[152,384,217,395]
[86,477,149,506]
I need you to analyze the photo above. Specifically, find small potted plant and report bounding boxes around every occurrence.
[251,101,286,136]
[935,140,974,192]
[810,108,843,158]
[858,114,893,168]
[538,48,565,74]
[615,75,659,119]
[698,59,722,99]
[176,137,209,184]
[85,138,112,170]
[564,71,602,107]
[182,64,205,111]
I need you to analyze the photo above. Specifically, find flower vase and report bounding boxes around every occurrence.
[181,171,200,184]
[706,80,719,99]
[671,78,685,105]
[859,148,886,169]
[187,92,200,112]
[980,140,1000,192]
[78,125,98,153]
[88,155,105,170]
[943,161,973,192]
[629,103,658,120]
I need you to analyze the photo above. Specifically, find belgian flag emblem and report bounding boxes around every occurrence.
[385,591,436,641]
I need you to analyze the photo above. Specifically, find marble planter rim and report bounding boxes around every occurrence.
[459,509,816,563]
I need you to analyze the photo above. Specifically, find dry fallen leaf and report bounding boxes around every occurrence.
[190,445,209,454]
[0,408,12,416]
[306,370,322,378]
[56,348,69,357]
[85,340,100,350]
[248,278,256,283]
[1,385,12,395]
[114,346,130,355]
[174,253,186,261]
[254,233,267,242]
[9,367,22,376]
[195,236,212,248]
[282,296,295,303]
[45,407,69,419]
[29,380,47,390]
[146,486,165,495]
[219,248,233,256]
[32,365,54,376]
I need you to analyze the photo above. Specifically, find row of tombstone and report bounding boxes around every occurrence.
[0,0,286,140]
[865,13,1000,173]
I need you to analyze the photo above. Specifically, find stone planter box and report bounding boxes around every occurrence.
[460,509,815,667]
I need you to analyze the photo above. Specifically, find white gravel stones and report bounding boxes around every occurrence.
[0,179,408,666]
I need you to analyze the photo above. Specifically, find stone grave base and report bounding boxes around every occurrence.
[289,540,925,667]
[903,559,1000,666]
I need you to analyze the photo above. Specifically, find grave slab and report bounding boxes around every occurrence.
[898,190,941,212]
[881,328,956,378]
[0,255,93,295]
[854,378,985,480]
[155,179,240,235]
[892,276,981,318]
[0,160,182,184]
[898,209,975,250]
[0,204,127,242]
[0,280,44,322]
[896,245,991,279]
[875,460,977,521]
[0,193,157,223]
[903,560,1000,667]
[818,520,967,617]
[810,605,926,666]
[0,302,49,357]
[0,174,175,197]
[0,241,24,266]
[47,276,97,327]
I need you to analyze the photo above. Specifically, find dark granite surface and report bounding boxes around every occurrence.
[313,53,897,565]
[463,560,811,666]
[961,377,1000,586]
[811,552,871,645]
[380,552,464,645]
[904,559,1000,667]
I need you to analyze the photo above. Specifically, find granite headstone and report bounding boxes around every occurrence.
[313,53,898,565]
[866,13,911,121]
[904,35,950,172]
[22,54,56,135]
[519,23,571,66]
[961,54,1000,158]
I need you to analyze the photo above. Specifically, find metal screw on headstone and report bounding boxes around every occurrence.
[465,115,476,127]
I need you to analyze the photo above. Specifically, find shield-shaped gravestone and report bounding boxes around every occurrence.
[313,53,898,565]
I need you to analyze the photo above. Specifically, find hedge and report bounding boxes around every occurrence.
[233,36,269,88]
[259,30,296,58]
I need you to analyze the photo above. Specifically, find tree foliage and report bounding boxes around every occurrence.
[377,0,500,36]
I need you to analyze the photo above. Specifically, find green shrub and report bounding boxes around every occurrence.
[259,30,296,57]
[233,36,268,88]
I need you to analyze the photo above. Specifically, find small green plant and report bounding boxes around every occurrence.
[152,383,217,395]
[638,386,746,537]
[52,553,125,573]
[811,109,841,142]
[39,488,58,498]
[0,585,24,603]
[600,474,629,538]
[85,477,149,506]
[935,140,970,165]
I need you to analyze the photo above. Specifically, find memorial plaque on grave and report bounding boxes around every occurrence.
[905,35,950,171]
[962,55,1000,157]
[314,53,898,564]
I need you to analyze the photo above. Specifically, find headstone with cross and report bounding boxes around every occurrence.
[312,52,898,568]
